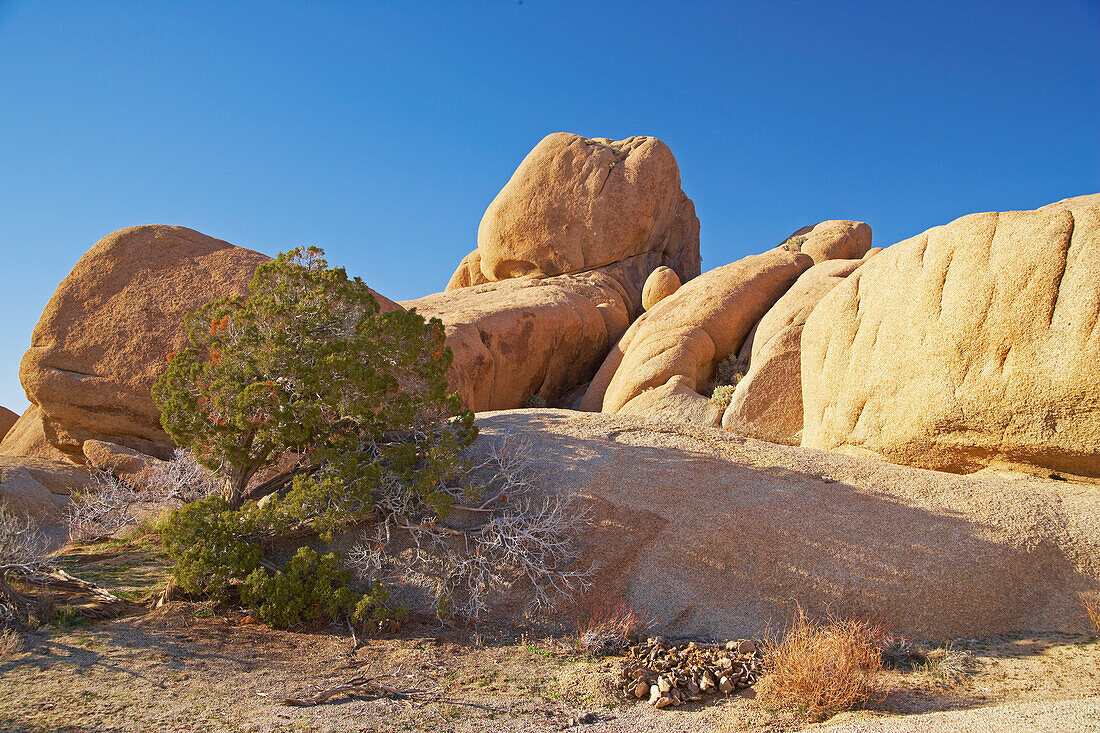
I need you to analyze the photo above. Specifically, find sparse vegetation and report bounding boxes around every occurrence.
[571,592,653,655]
[781,233,808,252]
[918,643,974,686]
[522,394,547,409]
[151,250,588,629]
[0,626,21,658]
[758,607,885,721]
[1084,593,1100,634]
[710,383,736,408]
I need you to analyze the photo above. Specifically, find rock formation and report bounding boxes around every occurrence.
[0,455,90,523]
[473,409,1100,640]
[580,248,813,419]
[0,406,16,443]
[415,133,702,411]
[722,250,880,442]
[404,270,632,411]
[10,225,272,461]
[801,199,1100,477]
[641,266,681,311]
[447,133,701,303]
[780,219,873,263]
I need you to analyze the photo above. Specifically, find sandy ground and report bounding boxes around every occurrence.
[3,530,1100,732]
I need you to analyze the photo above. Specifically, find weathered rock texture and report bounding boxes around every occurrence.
[13,226,273,461]
[404,269,632,411]
[0,455,89,523]
[581,248,813,417]
[641,266,681,311]
[474,409,1100,640]
[447,132,701,303]
[424,133,702,411]
[783,220,873,263]
[0,406,78,463]
[802,199,1100,477]
[722,251,879,443]
[0,407,17,443]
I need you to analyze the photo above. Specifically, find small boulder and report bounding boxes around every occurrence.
[781,220,872,264]
[642,266,682,311]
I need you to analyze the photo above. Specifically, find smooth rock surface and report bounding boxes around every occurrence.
[449,132,701,303]
[404,269,632,411]
[581,248,812,415]
[0,406,77,463]
[641,266,681,311]
[801,198,1100,477]
[783,219,873,263]
[473,409,1100,640]
[0,455,90,523]
[722,253,877,443]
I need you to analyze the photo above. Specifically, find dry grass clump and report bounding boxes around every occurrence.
[0,627,22,658]
[758,607,885,721]
[572,592,654,655]
[1083,593,1100,634]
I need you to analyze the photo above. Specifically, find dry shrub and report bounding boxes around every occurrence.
[758,607,885,721]
[1084,593,1100,634]
[0,627,22,658]
[572,591,654,655]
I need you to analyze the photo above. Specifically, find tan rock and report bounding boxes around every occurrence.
[403,268,631,411]
[617,375,724,428]
[641,266,681,311]
[0,455,91,524]
[472,409,1100,639]
[0,406,77,463]
[13,225,399,463]
[82,439,163,483]
[722,253,876,443]
[450,133,701,304]
[801,199,1100,477]
[782,220,873,264]
[581,248,813,415]
[0,407,16,442]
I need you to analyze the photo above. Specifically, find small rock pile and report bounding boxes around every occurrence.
[621,637,764,708]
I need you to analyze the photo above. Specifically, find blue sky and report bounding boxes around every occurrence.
[1,0,1098,413]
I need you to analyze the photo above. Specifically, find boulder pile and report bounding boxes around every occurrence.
[621,637,764,708]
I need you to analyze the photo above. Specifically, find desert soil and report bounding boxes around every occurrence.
[2,534,1100,733]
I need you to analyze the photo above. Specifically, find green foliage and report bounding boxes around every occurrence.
[782,233,808,252]
[152,246,476,507]
[154,247,473,630]
[522,394,547,409]
[160,497,262,597]
[240,547,356,627]
[710,384,737,409]
[714,353,749,389]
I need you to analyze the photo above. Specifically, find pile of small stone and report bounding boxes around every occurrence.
[620,636,764,709]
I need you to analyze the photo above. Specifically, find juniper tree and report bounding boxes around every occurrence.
[152,246,476,511]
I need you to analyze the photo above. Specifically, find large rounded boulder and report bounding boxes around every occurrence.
[13,226,272,460]
[801,197,1100,477]
[447,133,701,305]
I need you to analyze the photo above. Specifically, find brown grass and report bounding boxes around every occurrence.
[758,607,886,721]
[571,591,653,655]
[0,627,22,659]
[1084,594,1100,634]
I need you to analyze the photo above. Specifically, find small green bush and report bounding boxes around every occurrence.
[160,497,262,597]
[522,394,547,409]
[781,234,808,252]
[710,384,737,408]
[241,547,357,628]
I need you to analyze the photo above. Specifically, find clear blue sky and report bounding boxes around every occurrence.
[1,1,1098,414]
